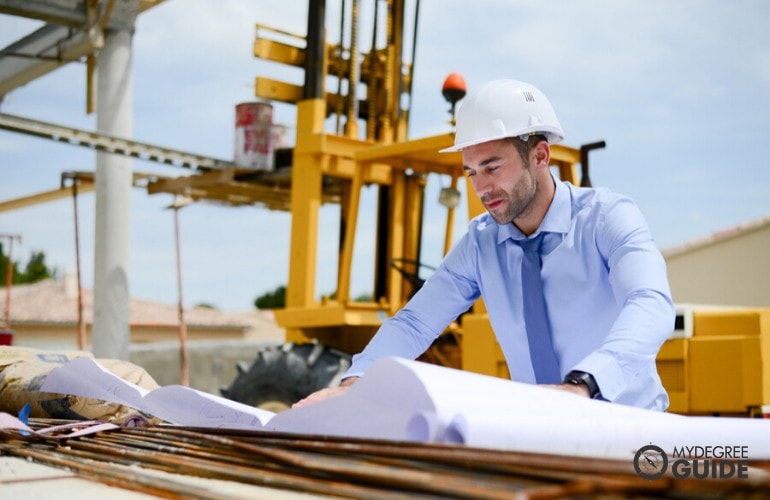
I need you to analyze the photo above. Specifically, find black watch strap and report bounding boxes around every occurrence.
[564,370,602,399]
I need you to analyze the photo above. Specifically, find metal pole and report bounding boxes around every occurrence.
[333,0,346,135]
[366,0,380,141]
[3,239,12,328]
[345,0,360,138]
[172,201,189,386]
[405,0,421,132]
[71,180,87,350]
[579,140,606,188]
[303,0,325,100]
[1,234,21,329]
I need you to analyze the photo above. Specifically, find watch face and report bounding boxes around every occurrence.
[634,444,668,480]
[567,373,598,398]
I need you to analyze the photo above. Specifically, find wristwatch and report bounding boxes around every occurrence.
[564,370,602,399]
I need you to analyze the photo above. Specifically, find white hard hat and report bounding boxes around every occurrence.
[440,79,565,153]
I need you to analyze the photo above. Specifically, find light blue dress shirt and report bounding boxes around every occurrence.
[346,179,675,411]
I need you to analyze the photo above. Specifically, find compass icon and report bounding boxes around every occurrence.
[634,444,668,480]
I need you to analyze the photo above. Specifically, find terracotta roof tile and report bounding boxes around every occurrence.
[0,277,283,335]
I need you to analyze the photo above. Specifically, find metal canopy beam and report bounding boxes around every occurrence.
[0,0,162,98]
[0,182,94,212]
[0,0,96,28]
[0,170,161,213]
[0,111,313,210]
[0,0,155,29]
[0,23,102,97]
[0,112,235,170]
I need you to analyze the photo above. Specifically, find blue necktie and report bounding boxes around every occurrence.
[519,233,561,384]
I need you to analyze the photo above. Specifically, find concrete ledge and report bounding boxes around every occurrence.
[130,339,281,395]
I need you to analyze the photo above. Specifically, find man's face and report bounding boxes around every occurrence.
[462,138,537,225]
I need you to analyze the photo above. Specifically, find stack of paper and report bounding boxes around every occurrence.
[40,356,770,461]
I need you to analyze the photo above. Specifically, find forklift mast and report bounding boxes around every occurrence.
[253,0,584,357]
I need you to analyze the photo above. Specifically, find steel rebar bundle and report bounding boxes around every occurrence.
[2,418,769,499]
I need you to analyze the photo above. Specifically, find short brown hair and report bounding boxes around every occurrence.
[510,134,547,162]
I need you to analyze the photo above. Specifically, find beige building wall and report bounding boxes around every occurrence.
[663,218,770,307]
[0,277,286,351]
[9,323,251,351]
[1,277,287,394]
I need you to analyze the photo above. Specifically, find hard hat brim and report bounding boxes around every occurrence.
[438,129,565,154]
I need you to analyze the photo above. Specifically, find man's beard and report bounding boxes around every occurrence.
[481,161,537,225]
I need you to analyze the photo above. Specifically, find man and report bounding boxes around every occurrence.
[296,79,674,411]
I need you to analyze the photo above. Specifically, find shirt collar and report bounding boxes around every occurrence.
[497,178,572,244]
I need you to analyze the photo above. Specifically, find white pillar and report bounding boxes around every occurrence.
[92,26,134,359]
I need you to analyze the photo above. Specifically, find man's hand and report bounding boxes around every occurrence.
[542,382,591,398]
[292,376,359,409]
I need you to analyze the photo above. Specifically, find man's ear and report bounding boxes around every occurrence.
[532,140,551,169]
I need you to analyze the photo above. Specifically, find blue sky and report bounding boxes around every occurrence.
[2,0,769,311]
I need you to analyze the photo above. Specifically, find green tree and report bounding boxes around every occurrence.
[0,244,56,285]
[21,251,53,283]
[353,293,372,302]
[254,285,286,309]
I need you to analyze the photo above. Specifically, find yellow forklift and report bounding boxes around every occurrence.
[222,0,769,417]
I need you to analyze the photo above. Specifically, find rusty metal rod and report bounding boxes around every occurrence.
[0,441,220,499]
[77,431,526,498]
[1,233,21,330]
[70,179,87,350]
[18,425,533,498]
[127,428,530,498]
[6,420,770,499]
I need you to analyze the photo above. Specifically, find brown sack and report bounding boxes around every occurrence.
[0,346,160,424]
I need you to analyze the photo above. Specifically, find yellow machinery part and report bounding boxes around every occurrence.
[250,1,770,418]
[657,309,770,416]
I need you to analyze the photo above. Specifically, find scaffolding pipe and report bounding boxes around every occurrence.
[171,200,189,386]
[71,180,87,350]
[1,234,21,329]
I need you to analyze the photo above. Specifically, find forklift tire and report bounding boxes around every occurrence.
[220,342,351,413]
